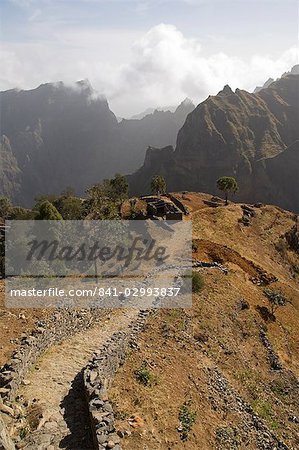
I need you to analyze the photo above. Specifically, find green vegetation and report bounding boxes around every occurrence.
[215,426,240,448]
[192,271,205,293]
[0,197,12,219]
[52,189,83,220]
[134,361,158,387]
[251,399,279,430]
[151,175,166,196]
[85,173,128,218]
[270,380,289,397]
[264,288,288,316]
[178,401,196,441]
[236,369,262,399]
[35,200,63,220]
[216,176,239,205]
[109,173,129,202]
[192,239,198,252]
[1,173,128,222]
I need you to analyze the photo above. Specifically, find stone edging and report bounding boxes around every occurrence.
[83,309,151,450]
[0,308,110,402]
[167,194,189,215]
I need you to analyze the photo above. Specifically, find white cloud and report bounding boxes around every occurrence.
[0,23,298,116]
[9,0,41,6]
[28,8,42,21]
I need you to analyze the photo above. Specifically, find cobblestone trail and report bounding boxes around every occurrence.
[18,309,138,450]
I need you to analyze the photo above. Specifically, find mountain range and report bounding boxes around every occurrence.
[129,71,299,213]
[1,69,298,212]
[0,81,194,206]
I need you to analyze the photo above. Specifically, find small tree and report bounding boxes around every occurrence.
[35,200,63,220]
[109,173,129,202]
[264,289,288,317]
[216,176,239,205]
[151,175,166,196]
[54,195,83,220]
[192,271,205,293]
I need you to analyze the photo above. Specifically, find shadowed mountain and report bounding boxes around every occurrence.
[118,98,195,172]
[129,74,299,213]
[0,82,194,205]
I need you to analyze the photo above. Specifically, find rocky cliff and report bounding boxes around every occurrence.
[129,74,299,212]
[117,98,195,173]
[0,82,194,206]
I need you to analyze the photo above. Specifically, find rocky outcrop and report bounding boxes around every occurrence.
[118,99,195,172]
[129,74,299,213]
[257,141,299,212]
[206,367,289,450]
[285,217,299,253]
[254,78,274,93]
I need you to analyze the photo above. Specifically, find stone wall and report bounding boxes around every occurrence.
[83,310,151,450]
[167,194,189,215]
[0,308,110,402]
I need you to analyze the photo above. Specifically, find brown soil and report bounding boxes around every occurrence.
[1,193,299,449]
[110,193,299,450]
[0,282,51,366]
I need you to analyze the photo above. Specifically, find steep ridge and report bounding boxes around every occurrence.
[0,80,119,205]
[118,98,195,171]
[129,74,299,212]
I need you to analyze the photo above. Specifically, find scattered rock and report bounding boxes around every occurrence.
[237,299,250,311]
[0,400,14,417]
[128,415,144,428]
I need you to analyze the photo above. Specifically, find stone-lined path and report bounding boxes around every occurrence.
[17,309,138,450]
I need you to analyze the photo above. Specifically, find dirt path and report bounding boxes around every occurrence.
[18,309,138,450]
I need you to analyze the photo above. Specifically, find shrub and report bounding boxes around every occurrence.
[134,361,157,387]
[263,289,288,316]
[192,271,205,293]
[35,200,62,220]
[192,239,198,252]
[178,402,196,441]
[251,399,278,430]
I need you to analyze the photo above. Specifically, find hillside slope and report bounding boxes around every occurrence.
[129,74,299,213]
[109,193,299,450]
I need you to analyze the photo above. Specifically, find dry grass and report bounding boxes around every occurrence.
[110,193,299,450]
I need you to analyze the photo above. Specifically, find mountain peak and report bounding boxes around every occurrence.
[129,73,299,213]
[218,85,234,96]
[254,77,275,93]
[181,97,194,105]
[76,79,93,92]
[290,64,299,75]
[175,97,195,115]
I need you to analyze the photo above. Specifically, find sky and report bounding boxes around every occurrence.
[0,0,298,117]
